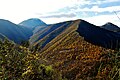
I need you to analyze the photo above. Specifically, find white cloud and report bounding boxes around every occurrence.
[40,13,120,27]
[82,14,120,27]
[41,17,78,24]
[0,0,120,27]
[0,0,80,23]
[76,6,120,12]
[39,13,76,18]
[89,0,119,4]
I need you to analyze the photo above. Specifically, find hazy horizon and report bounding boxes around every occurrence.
[0,0,120,26]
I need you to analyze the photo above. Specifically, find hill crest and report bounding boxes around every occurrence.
[19,18,47,29]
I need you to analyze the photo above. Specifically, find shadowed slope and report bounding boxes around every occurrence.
[101,22,120,32]
[0,19,32,43]
[77,20,120,49]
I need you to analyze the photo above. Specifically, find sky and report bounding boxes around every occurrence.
[0,0,120,26]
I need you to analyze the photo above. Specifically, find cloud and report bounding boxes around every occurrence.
[82,14,120,26]
[89,6,120,12]
[0,0,120,26]
[94,0,120,4]
[40,17,78,24]
[70,5,120,13]
[0,0,79,23]
[54,0,120,18]
[39,13,76,18]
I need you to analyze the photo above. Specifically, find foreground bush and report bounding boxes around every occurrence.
[96,51,120,80]
[0,40,62,80]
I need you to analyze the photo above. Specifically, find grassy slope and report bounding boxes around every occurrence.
[39,20,115,79]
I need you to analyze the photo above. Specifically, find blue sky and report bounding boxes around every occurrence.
[0,0,120,26]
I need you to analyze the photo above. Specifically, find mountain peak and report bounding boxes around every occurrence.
[25,18,42,21]
[105,22,117,26]
[101,22,120,32]
[0,19,14,24]
[19,18,47,29]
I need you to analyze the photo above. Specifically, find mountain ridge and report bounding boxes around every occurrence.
[32,19,120,50]
[0,19,33,43]
[1,18,120,49]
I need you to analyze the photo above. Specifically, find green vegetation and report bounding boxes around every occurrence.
[0,39,62,80]
[20,40,30,48]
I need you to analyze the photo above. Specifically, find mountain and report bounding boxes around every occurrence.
[37,19,117,79]
[19,18,47,29]
[32,19,120,50]
[77,20,120,49]
[101,22,120,32]
[0,19,33,43]
[1,18,119,79]
[30,21,73,46]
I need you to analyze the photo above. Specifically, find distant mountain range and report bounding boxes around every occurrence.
[0,19,33,43]
[0,18,48,43]
[101,22,120,32]
[0,18,120,49]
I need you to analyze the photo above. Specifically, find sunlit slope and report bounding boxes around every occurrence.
[40,20,111,80]
[39,20,113,79]
[31,21,73,47]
